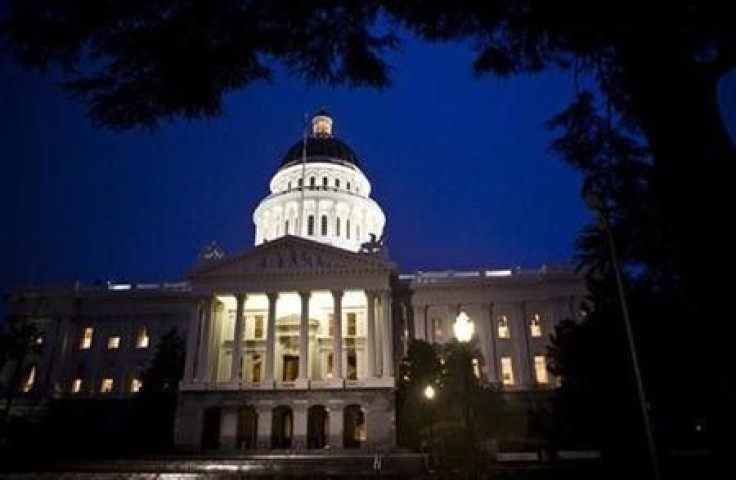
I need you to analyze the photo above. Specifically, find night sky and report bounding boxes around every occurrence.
[2,38,735,305]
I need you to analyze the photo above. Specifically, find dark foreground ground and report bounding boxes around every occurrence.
[0,450,721,479]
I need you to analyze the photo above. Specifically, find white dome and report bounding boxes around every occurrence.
[253,112,385,251]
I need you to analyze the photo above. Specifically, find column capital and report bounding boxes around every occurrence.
[365,289,378,300]
[331,289,344,300]
[266,291,280,301]
[234,292,248,301]
[299,290,312,300]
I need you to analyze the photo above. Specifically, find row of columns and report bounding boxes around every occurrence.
[184,289,394,385]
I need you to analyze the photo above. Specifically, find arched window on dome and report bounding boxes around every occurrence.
[308,215,315,236]
[347,182,351,191]
[323,177,328,188]
[288,181,292,191]
[346,219,351,239]
[336,217,341,237]
[298,178,303,188]
[335,178,340,189]
[321,215,328,236]
[310,177,316,189]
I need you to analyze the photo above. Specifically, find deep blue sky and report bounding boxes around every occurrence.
[2,38,735,300]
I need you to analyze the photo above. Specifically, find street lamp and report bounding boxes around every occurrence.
[586,192,661,480]
[424,384,436,400]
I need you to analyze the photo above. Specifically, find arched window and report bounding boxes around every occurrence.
[285,220,289,235]
[298,178,303,187]
[497,315,510,339]
[287,181,292,190]
[309,177,316,188]
[346,219,351,239]
[336,217,341,237]
[308,215,315,236]
[321,215,328,236]
[323,177,328,188]
[347,182,351,191]
[530,313,542,337]
[335,178,340,189]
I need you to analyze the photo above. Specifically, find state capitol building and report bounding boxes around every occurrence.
[4,111,586,450]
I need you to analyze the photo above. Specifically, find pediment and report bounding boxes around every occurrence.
[188,236,394,280]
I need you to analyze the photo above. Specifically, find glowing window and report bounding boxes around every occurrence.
[321,215,328,236]
[346,219,351,239]
[71,378,82,393]
[336,217,341,237]
[347,350,358,380]
[501,357,514,385]
[80,327,93,350]
[22,365,36,393]
[530,313,543,338]
[472,358,481,379]
[347,313,357,337]
[130,378,142,393]
[326,353,334,379]
[534,355,549,384]
[136,327,149,349]
[308,215,315,236]
[101,378,114,393]
[497,315,510,339]
[254,315,264,339]
[107,336,120,350]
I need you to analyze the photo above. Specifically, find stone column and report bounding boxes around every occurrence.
[257,404,273,449]
[264,292,278,384]
[328,402,344,448]
[183,299,202,383]
[364,290,376,378]
[484,303,499,383]
[380,290,394,377]
[515,302,533,386]
[196,297,213,382]
[411,304,424,340]
[230,293,247,382]
[332,290,344,381]
[298,291,311,383]
[47,314,71,394]
[220,406,238,448]
[293,401,308,449]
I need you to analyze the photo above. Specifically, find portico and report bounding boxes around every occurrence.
[175,235,396,449]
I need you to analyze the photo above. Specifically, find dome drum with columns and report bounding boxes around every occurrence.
[253,111,385,252]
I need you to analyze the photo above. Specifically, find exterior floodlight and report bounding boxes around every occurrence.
[453,311,474,343]
[424,385,436,400]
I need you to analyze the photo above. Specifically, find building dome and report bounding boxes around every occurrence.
[253,111,385,252]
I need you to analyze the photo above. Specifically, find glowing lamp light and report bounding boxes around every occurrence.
[424,385,436,400]
[454,311,474,343]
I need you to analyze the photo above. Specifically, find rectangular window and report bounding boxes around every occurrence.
[497,315,510,339]
[136,327,149,349]
[101,378,114,393]
[251,354,262,382]
[130,378,142,393]
[347,313,357,337]
[472,358,481,379]
[323,177,328,188]
[80,327,93,350]
[530,313,543,338]
[326,353,334,379]
[308,215,315,236]
[433,317,443,340]
[254,315,264,339]
[321,215,328,236]
[72,378,82,393]
[347,350,358,380]
[107,336,120,349]
[534,355,549,384]
[501,357,514,385]
[285,220,289,235]
[336,217,341,237]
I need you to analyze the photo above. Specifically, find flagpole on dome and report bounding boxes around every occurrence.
[299,112,308,236]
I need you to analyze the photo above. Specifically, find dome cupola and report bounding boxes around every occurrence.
[253,111,386,252]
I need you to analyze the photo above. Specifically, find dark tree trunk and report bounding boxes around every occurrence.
[624,41,736,452]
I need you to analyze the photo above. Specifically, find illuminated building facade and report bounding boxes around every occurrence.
[3,112,585,450]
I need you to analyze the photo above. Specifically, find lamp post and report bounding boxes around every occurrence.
[424,384,436,458]
[587,193,661,480]
[453,312,474,435]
